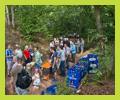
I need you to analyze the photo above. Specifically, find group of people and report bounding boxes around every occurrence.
[49,36,85,78]
[6,44,43,94]
[6,35,85,94]
[6,44,42,76]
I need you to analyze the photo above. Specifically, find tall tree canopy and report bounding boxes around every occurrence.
[6,5,115,42]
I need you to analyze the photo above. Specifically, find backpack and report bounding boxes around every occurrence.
[16,69,32,89]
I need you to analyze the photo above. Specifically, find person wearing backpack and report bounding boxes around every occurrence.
[15,69,32,95]
[11,58,23,86]
[6,44,13,76]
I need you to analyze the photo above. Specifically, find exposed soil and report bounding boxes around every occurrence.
[5,28,115,95]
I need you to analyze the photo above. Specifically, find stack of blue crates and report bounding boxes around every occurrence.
[67,67,81,89]
[67,57,88,89]
[87,54,99,73]
[67,53,99,89]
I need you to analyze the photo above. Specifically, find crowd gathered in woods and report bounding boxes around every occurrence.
[6,35,85,94]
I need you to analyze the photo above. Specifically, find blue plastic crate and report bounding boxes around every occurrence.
[88,54,98,58]
[89,60,98,64]
[67,79,81,89]
[76,63,88,69]
[41,85,57,95]
[89,63,98,68]
[67,77,81,82]
[46,85,57,95]
[67,63,88,80]
[67,71,81,79]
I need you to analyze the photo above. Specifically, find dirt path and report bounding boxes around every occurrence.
[80,80,115,95]
[5,48,114,95]
[5,29,114,95]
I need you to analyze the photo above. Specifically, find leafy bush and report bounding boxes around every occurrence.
[56,78,75,95]
[14,5,114,42]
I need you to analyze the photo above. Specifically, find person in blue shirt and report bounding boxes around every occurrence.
[6,44,13,76]
[70,41,76,63]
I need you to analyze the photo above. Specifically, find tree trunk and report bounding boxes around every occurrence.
[11,6,15,28]
[94,6,103,35]
[110,43,115,79]
[6,6,10,26]
[94,6,105,55]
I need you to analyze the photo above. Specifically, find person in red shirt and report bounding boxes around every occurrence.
[23,45,31,66]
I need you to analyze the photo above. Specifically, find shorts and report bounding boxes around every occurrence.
[35,63,41,69]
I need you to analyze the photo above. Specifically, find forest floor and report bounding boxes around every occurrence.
[5,48,115,95]
[5,29,115,95]
[6,74,114,95]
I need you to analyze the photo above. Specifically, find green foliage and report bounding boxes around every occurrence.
[92,70,103,82]
[14,5,114,42]
[13,5,115,80]
[91,43,115,80]
[56,78,75,95]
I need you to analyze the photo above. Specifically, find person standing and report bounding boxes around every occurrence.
[70,41,76,63]
[75,39,80,53]
[34,47,42,70]
[32,68,41,88]
[56,46,61,69]
[6,44,13,76]
[14,44,23,62]
[63,43,71,69]
[11,58,23,86]
[59,46,66,77]
[23,45,31,66]
[80,38,85,55]
[28,44,34,61]
[50,47,57,79]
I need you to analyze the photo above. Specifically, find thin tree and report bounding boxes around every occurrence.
[6,6,10,26]
[11,6,15,28]
[94,6,103,35]
[94,6,105,54]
